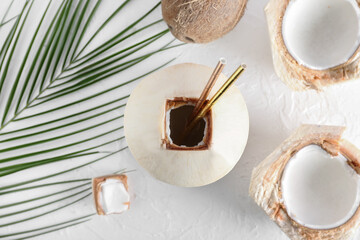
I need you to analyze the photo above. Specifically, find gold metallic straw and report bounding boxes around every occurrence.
[184,64,246,137]
[188,58,226,122]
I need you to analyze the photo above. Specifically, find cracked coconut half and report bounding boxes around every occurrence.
[266,0,360,90]
[250,124,360,240]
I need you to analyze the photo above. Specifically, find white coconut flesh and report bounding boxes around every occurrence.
[281,144,360,229]
[124,63,249,187]
[282,0,360,70]
[99,179,130,214]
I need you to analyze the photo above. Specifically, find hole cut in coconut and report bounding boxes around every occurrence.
[164,98,212,150]
[282,0,360,70]
[281,144,360,229]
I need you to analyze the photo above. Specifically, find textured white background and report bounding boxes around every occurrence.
[2,0,360,239]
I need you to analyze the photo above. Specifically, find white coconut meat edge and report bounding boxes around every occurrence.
[281,144,360,229]
[282,0,360,70]
[124,63,249,187]
[99,179,130,214]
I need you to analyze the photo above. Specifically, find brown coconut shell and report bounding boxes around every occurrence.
[265,0,360,91]
[92,174,129,215]
[162,0,247,43]
[249,124,360,240]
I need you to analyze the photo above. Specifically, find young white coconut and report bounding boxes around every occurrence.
[250,124,360,240]
[265,0,360,90]
[124,63,249,187]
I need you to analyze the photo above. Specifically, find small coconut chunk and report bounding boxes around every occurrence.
[93,175,130,215]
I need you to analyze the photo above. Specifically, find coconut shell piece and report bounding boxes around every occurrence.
[265,0,360,91]
[162,0,247,43]
[249,124,360,240]
[92,174,130,215]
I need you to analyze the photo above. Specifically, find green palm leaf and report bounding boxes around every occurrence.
[0,0,183,238]
[0,16,18,29]
[0,0,15,26]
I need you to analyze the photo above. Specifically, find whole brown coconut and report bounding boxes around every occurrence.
[162,0,247,43]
